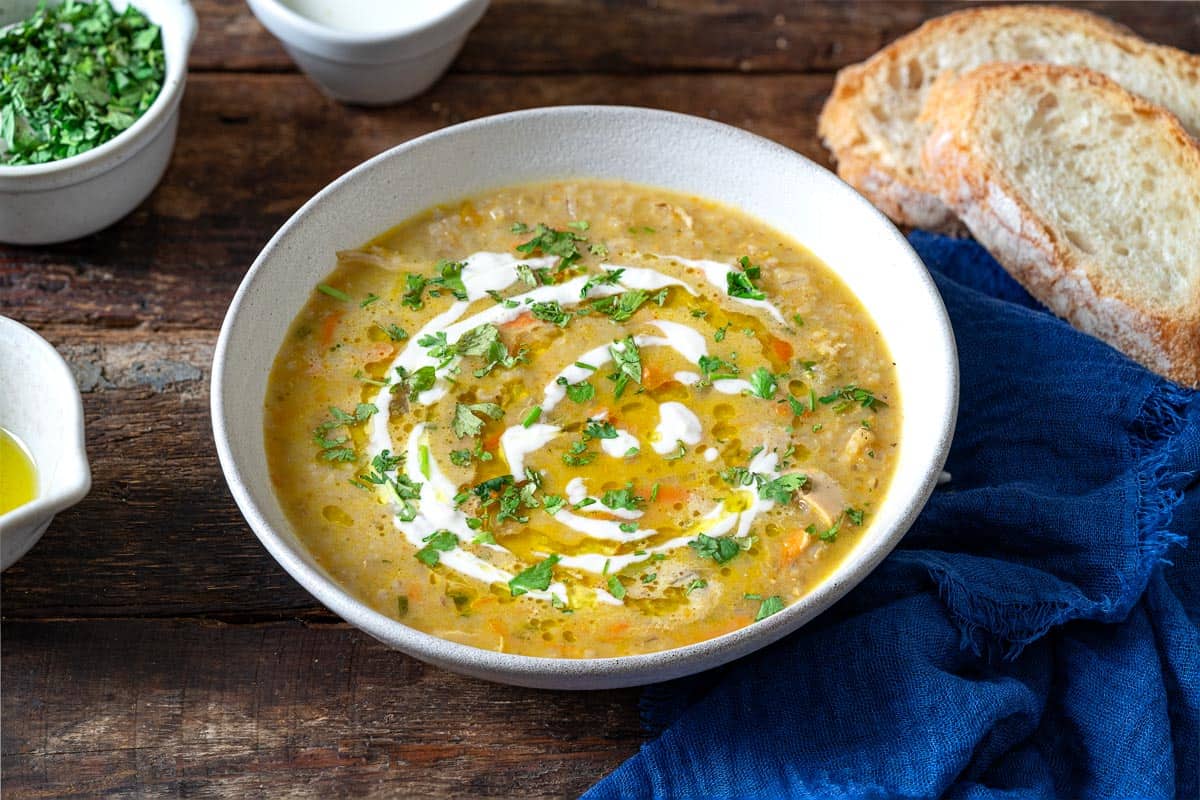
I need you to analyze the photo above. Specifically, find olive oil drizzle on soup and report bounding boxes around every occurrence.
[265,180,899,658]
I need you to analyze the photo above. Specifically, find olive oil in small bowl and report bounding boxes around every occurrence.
[0,427,37,514]
[0,316,91,570]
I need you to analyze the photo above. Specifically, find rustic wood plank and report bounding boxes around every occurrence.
[189,0,1199,75]
[0,618,644,799]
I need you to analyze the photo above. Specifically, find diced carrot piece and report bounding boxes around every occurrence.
[319,311,343,347]
[653,482,690,505]
[781,530,809,566]
[641,362,675,390]
[608,621,631,637]
[363,342,397,364]
[768,335,794,364]
[501,312,537,331]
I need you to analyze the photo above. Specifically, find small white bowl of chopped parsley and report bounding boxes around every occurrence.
[0,0,197,244]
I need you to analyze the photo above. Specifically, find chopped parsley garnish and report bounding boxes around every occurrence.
[714,323,731,342]
[600,483,643,511]
[356,449,403,485]
[606,575,627,600]
[543,494,566,515]
[451,402,504,438]
[509,555,561,596]
[415,530,457,567]
[317,284,351,302]
[727,257,766,301]
[530,300,573,327]
[592,288,668,322]
[608,336,642,398]
[845,507,866,526]
[510,222,530,234]
[786,393,811,416]
[562,440,596,467]
[1,0,165,166]
[515,224,585,270]
[757,473,809,504]
[401,273,428,309]
[754,595,784,621]
[514,263,553,286]
[698,354,739,383]
[580,268,625,298]
[565,381,595,403]
[378,323,409,341]
[568,220,590,231]
[392,365,437,400]
[818,385,887,412]
[792,313,804,327]
[685,578,707,596]
[747,367,778,399]
[522,406,542,428]
[313,403,377,462]
[360,293,381,307]
[583,419,618,441]
[641,572,657,584]
[688,533,741,564]
[430,259,468,300]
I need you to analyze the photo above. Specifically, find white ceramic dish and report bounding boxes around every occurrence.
[245,0,489,105]
[212,106,958,689]
[0,0,197,245]
[0,317,91,570]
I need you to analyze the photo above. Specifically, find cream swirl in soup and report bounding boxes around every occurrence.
[264,180,900,658]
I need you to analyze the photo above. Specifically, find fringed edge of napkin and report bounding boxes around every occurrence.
[933,381,1192,660]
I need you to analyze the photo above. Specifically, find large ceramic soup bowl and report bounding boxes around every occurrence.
[212,106,957,689]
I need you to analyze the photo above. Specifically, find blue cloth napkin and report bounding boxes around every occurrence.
[585,232,1200,800]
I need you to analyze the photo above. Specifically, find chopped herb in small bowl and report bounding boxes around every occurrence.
[1,0,166,166]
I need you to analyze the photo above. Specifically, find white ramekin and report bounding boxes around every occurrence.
[0,317,91,570]
[245,0,489,105]
[0,0,197,245]
[212,107,959,689]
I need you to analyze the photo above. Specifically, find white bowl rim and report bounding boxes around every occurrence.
[0,316,92,532]
[0,0,197,180]
[247,0,483,47]
[212,105,958,686]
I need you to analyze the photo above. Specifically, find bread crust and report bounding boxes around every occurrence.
[817,4,1200,232]
[920,63,1200,388]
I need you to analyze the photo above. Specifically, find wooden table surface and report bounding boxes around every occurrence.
[2,2,1195,797]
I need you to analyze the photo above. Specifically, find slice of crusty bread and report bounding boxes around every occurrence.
[919,63,1200,387]
[818,5,1200,232]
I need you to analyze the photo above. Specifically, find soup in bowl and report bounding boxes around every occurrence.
[213,107,957,688]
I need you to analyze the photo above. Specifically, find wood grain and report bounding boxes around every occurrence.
[0,619,643,799]
[189,0,1200,74]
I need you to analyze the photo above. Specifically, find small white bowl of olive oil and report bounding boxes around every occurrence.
[0,317,91,570]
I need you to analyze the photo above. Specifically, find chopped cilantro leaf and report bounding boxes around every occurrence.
[515,224,585,270]
[509,555,561,596]
[758,473,809,504]
[606,575,626,599]
[415,530,458,567]
[689,533,741,564]
[747,367,778,399]
[819,385,887,412]
[726,257,766,301]
[452,402,504,439]
[566,381,595,403]
[755,595,785,620]
[580,268,625,298]
[608,336,642,398]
